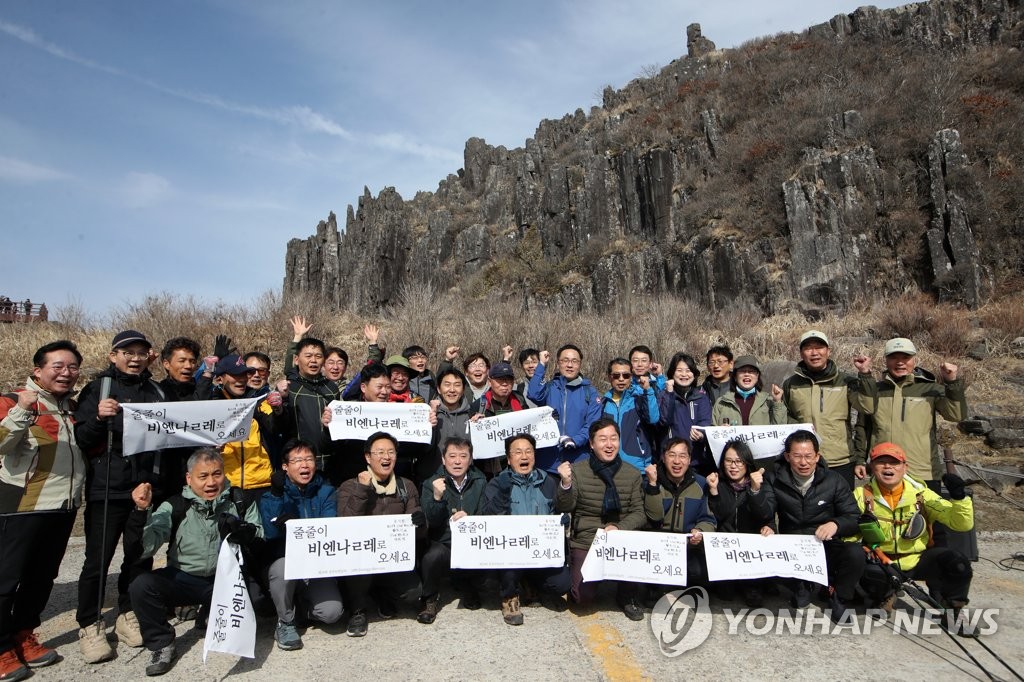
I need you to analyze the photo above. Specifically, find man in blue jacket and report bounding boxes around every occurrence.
[259,439,341,651]
[527,344,602,474]
[602,358,659,474]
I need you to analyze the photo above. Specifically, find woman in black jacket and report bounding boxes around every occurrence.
[706,439,775,606]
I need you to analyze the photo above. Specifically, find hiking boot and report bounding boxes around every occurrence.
[417,595,441,624]
[174,605,199,622]
[0,649,29,682]
[346,611,367,637]
[542,593,568,613]
[520,583,539,606]
[13,630,58,668]
[621,599,644,622]
[827,588,852,625]
[77,623,114,664]
[274,621,303,650]
[115,611,143,648]
[790,581,812,609]
[501,596,523,626]
[144,642,175,677]
[945,600,977,637]
[460,591,481,611]
[742,585,765,609]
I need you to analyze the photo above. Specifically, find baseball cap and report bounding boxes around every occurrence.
[884,338,918,356]
[733,355,761,373]
[111,330,151,350]
[488,362,515,379]
[869,442,907,463]
[799,330,830,348]
[215,354,254,377]
[385,355,412,372]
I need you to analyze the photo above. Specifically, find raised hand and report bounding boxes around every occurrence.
[290,315,312,342]
[363,324,380,345]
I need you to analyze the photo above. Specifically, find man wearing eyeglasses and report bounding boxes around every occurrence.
[73,330,168,662]
[0,340,87,680]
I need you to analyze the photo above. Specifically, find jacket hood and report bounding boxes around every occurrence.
[794,359,839,383]
[439,394,473,416]
[181,483,231,510]
[24,376,77,402]
[284,472,326,498]
[99,364,154,384]
[884,367,937,385]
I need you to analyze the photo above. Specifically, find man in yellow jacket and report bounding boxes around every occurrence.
[852,442,973,617]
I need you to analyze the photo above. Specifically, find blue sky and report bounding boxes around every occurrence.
[0,1,909,318]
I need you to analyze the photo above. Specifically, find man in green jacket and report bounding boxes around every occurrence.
[779,330,866,486]
[127,449,263,676]
[853,337,967,483]
[556,418,646,620]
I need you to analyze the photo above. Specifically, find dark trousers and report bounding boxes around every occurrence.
[419,541,484,598]
[569,548,639,605]
[790,540,864,602]
[0,510,77,654]
[861,547,972,605]
[130,567,214,651]
[76,498,152,627]
[829,462,857,489]
[499,565,570,599]
[343,571,421,613]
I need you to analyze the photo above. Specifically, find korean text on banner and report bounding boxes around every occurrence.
[704,532,828,586]
[122,398,259,456]
[284,515,416,580]
[581,529,689,586]
[450,515,565,568]
[468,407,561,460]
[701,423,816,465]
[203,541,255,662]
[326,401,432,444]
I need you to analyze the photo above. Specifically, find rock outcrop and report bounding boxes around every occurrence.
[284,0,1022,314]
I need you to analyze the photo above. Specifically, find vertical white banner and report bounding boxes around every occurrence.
[203,541,256,662]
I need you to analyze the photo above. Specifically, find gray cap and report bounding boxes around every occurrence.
[884,337,918,356]
[799,330,830,348]
[733,355,761,373]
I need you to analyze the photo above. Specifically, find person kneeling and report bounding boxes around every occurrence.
[126,449,263,676]
[853,442,974,632]
[260,439,343,651]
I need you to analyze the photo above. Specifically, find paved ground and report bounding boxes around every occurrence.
[22,532,1024,681]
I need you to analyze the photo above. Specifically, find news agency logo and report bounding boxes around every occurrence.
[651,590,999,655]
[649,587,713,656]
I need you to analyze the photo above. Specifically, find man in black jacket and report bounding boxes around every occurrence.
[749,429,864,623]
[73,330,167,662]
[281,338,339,480]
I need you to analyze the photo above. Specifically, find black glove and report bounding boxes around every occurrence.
[272,512,296,532]
[560,513,571,528]
[493,472,513,495]
[943,473,967,500]
[411,510,426,528]
[213,334,233,358]
[270,470,287,497]
[218,513,258,545]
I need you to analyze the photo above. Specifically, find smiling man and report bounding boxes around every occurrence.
[336,432,426,637]
[853,337,967,483]
[748,429,864,623]
[127,449,263,676]
[0,341,86,681]
[780,330,866,487]
[282,338,339,483]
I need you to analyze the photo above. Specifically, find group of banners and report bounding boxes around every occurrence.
[123,397,816,466]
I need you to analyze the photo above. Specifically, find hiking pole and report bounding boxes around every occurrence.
[96,377,113,630]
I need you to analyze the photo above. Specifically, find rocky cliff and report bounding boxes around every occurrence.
[284,0,1023,314]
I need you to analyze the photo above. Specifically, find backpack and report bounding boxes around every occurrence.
[166,485,252,546]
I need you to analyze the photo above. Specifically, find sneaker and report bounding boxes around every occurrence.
[77,623,115,664]
[144,643,175,677]
[174,605,199,622]
[791,581,812,609]
[742,586,765,609]
[0,649,30,682]
[274,621,303,651]
[827,587,852,625]
[115,611,143,648]
[621,600,644,622]
[460,591,481,611]
[346,611,367,637]
[542,593,568,613]
[945,600,977,637]
[417,595,441,624]
[501,596,523,626]
[13,630,58,668]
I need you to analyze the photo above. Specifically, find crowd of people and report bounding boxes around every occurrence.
[0,321,975,678]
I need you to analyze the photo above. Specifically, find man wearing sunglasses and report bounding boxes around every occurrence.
[853,442,973,629]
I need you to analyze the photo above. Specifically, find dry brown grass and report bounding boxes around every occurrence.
[1,292,1020,420]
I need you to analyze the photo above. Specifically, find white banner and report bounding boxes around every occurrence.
[701,423,816,465]
[283,515,416,580]
[203,541,255,662]
[326,401,432,444]
[449,515,565,569]
[468,407,561,460]
[704,532,828,587]
[580,529,689,585]
[122,398,259,457]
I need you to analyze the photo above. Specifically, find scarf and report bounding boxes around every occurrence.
[589,454,622,517]
[729,477,751,493]
[736,386,756,399]
[368,467,397,495]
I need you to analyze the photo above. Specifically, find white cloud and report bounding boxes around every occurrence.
[118,171,173,208]
[0,154,70,183]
